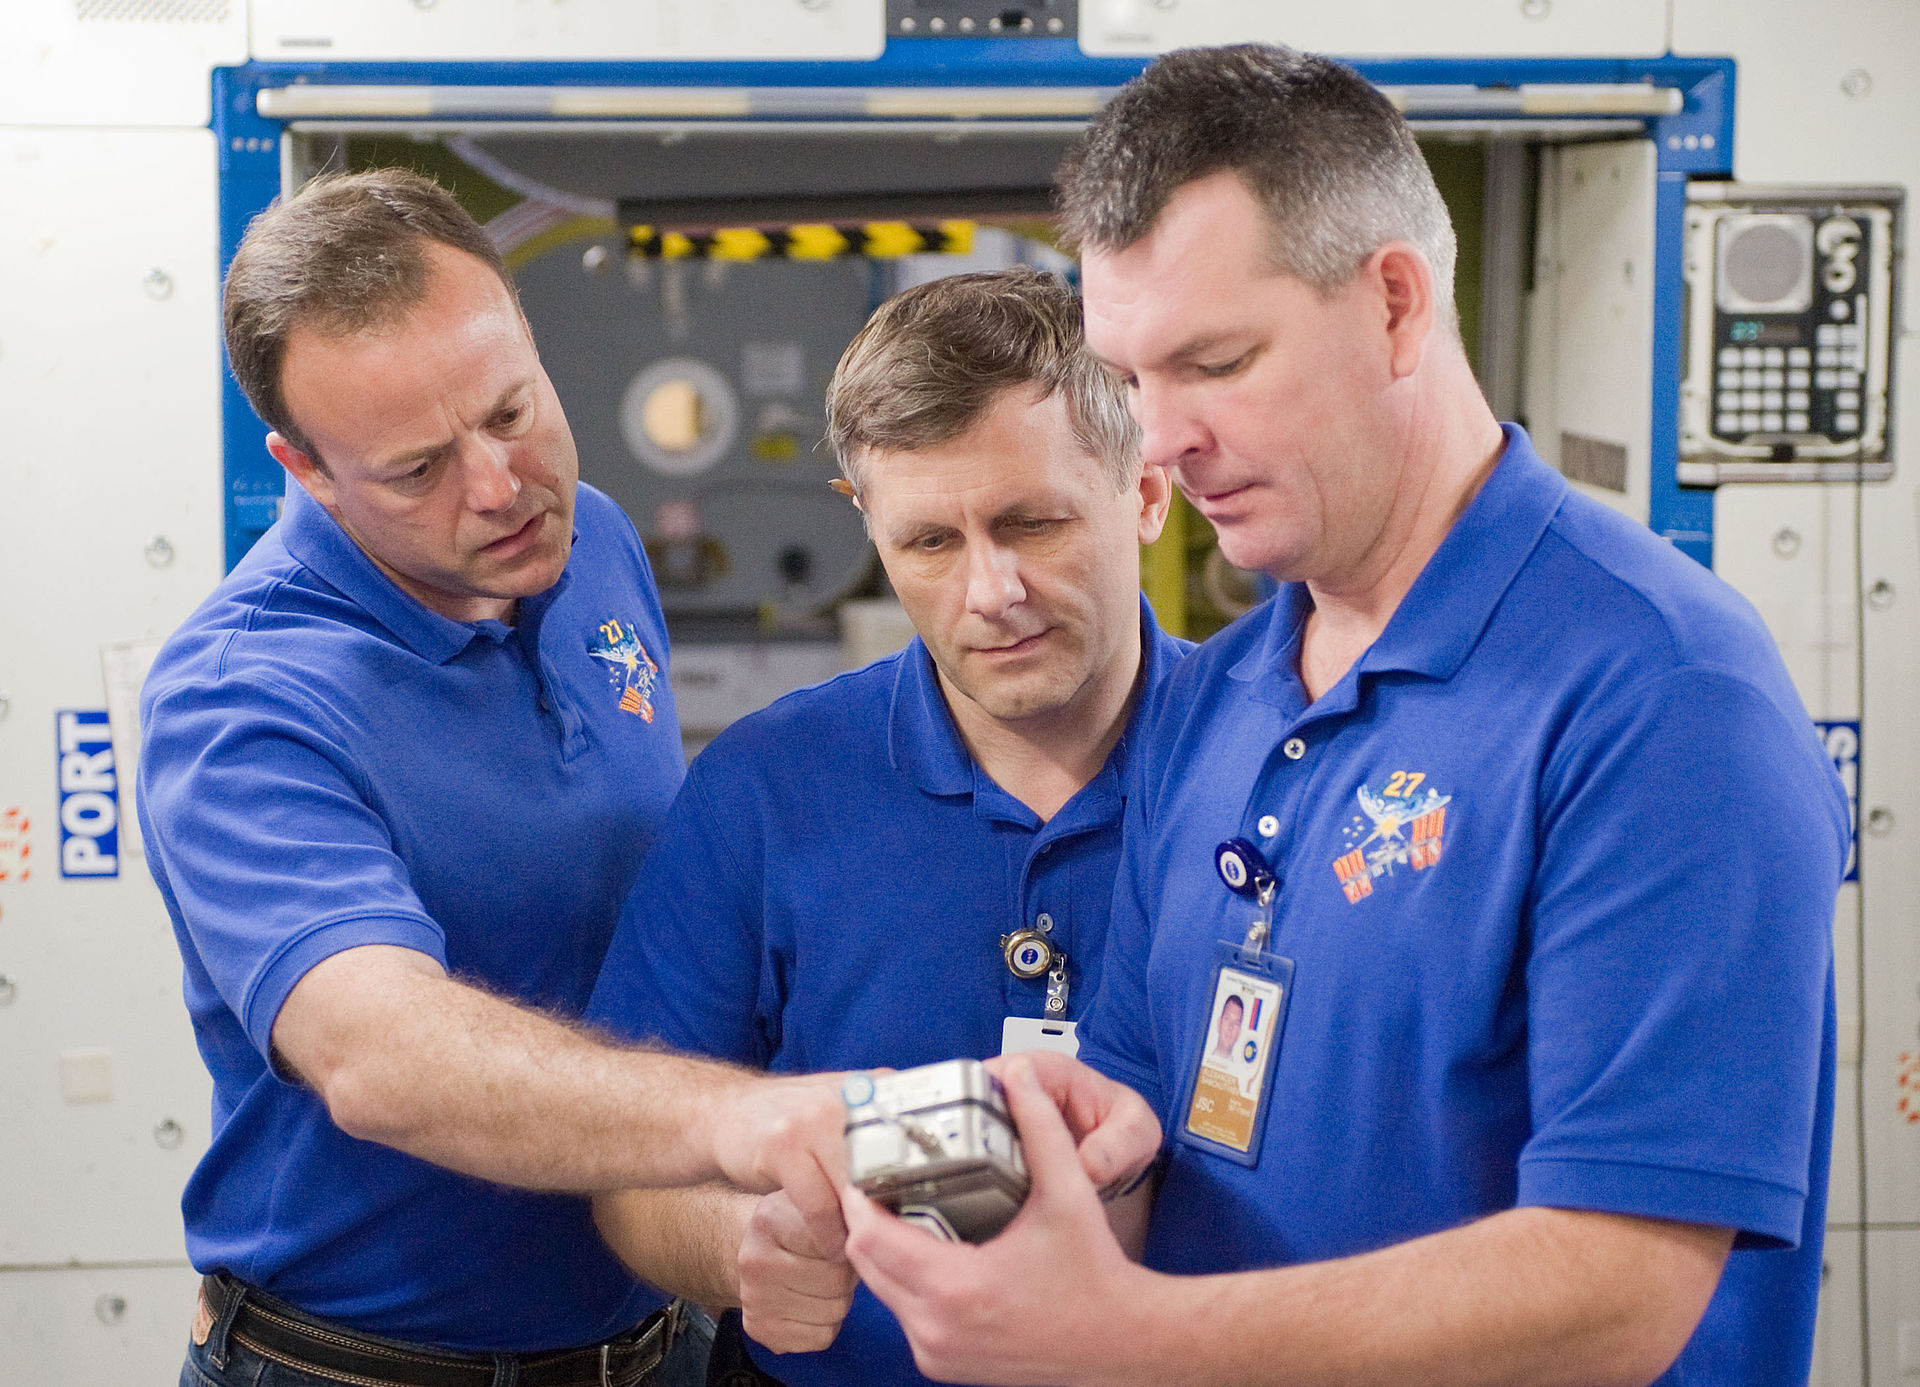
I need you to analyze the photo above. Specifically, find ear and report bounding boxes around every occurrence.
[1134,462,1173,546]
[1370,242,1437,380]
[266,431,335,509]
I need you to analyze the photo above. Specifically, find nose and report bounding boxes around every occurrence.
[964,537,1026,621]
[462,438,521,514]
[1132,380,1209,471]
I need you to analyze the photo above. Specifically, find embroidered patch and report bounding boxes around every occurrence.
[586,618,660,722]
[1331,773,1451,904]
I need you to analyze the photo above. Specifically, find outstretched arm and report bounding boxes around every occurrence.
[847,1054,1730,1387]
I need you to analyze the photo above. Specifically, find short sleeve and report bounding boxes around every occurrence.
[1079,753,1171,1119]
[140,677,446,1060]
[585,759,769,1067]
[1519,666,1845,1247]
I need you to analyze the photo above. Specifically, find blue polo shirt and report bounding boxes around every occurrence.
[586,600,1186,1387]
[1083,428,1845,1384]
[139,481,684,1351]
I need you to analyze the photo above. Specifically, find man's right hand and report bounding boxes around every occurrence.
[709,1072,851,1249]
[739,1188,859,1354]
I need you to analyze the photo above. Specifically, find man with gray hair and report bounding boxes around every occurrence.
[582,266,1180,1387]
[141,167,877,1387]
[844,45,1845,1387]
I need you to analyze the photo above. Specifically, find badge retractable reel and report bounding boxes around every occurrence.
[1173,835,1296,1168]
[1000,916,1078,1055]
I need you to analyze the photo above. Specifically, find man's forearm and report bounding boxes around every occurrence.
[275,947,830,1196]
[595,1185,752,1306]
[1098,1208,1732,1387]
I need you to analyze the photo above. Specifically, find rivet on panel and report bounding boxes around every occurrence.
[154,1118,186,1150]
[146,536,176,568]
[143,268,173,301]
[0,975,15,1005]
[94,1295,127,1327]
[1840,70,1872,100]
[1866,579,1895,611]
[1771,527,1801,558]
[1520,0,1550,18]
[1866,806,1894,837]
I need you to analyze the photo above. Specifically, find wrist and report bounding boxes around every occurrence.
[1069,1259,1183,1387]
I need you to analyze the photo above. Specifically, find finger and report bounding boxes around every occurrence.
[841,1184,967,1299]
[744,1306,849,1356]
[761,1187,849,1260]
[998,1055,1100,1200]
[1076,1086,1162,1191]
[778,1150,850,1252]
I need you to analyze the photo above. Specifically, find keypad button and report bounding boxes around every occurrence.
[1718,347,1742,368]
[1762,369,1784,388]
[1762,347,1785,366]
[1762,391,1783,410]
[1762,413,1783,431]
[1817,348,1839,367]
[1787,369,1810,389]
[1741,412,1762,431]
[1786,412,1809,431]
[1835,412,1859,432]
[1786,391,1809,410]
[1788,348,1812,367]
[1717,413,1740,434]
[1837,390,1860,410]
[1816,370,1837,389]
[1717,394,1741,413]
[1817,324,1840,345]
[1839,370,1861,389]
[1740,368,1762,388]
[1839,324,1863,343]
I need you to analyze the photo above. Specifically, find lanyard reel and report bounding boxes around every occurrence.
[1215,836,1279,958]
[1001,920,1070,1017]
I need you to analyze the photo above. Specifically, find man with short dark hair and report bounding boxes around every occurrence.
[142,168,860,1387]
[582,267,1178,1387]
[844,46,1846,1387]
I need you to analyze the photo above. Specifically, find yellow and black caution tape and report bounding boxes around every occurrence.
[627,219,974,261]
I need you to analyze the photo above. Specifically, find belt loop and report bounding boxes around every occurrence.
[490,1352,518,1387]
[205,1274,248,1373]
[599,1342,613,1387]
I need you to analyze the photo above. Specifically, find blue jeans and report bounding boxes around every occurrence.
[179,1288,715,1387]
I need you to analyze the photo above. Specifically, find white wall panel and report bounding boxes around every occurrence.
[0,1265,200,1384]
[0,0,246,129]
[1080,0,1670,59]
[250,0,886,62]
[0,126,218,1268]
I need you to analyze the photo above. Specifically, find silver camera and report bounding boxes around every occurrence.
[843,1059,1029,1243]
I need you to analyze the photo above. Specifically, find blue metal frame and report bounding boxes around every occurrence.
[211,41,1735,571]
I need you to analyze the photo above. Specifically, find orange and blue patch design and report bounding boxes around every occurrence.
[1331,772,1451,904]
[587,618,659,722]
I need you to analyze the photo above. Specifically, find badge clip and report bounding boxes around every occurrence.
[1215,837,1280,960]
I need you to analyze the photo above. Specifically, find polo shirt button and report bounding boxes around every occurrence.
[1036,912,1054,933]
[1257,814,1280,838]
[1283,737,1307,760]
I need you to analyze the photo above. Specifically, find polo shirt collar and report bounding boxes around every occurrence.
[1230,424,1565,699]
[889,593,1174,804]
[278,483,513,664]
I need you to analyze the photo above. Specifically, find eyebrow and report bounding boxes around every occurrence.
[1091,333,1246,377]
[374,382,531,471]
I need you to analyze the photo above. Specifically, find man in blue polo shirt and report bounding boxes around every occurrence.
[142,169,860,1387]
[583,267,1182,1387]
[844,46,1847,1387]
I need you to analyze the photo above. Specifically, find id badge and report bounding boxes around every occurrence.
[1001,1016,1079,1056]
[1173,941,1294,1168]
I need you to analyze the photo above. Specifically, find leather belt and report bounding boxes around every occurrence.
[201,1274,676,1387]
